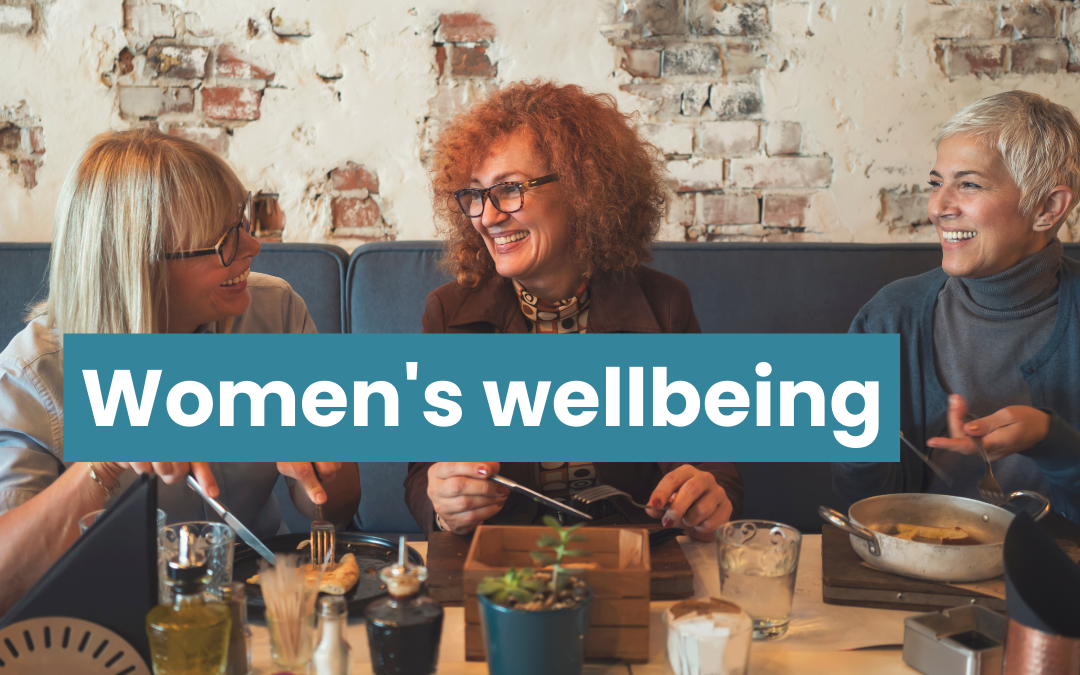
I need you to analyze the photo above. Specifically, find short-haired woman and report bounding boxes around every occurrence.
[0,129,361,614]
[834,91,1080,523]
[407,81,743,539]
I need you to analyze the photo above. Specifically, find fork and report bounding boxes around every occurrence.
[964,413,1006,506]
[309,465,336,571]
[573,485,650,509]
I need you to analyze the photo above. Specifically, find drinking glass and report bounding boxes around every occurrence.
[79,508,166,534]
[266,606,315,674]
[158,521,234,603]
[664,598,752,675]
[717,520,801,640]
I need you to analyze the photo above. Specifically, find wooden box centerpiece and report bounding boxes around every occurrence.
[462,524,651,662]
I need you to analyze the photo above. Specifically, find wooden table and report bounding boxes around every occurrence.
[250,536,920,674]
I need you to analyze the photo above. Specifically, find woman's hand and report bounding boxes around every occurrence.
[927,395,1051,461]
[427,462,509,535]
[645,465,733,541]
[98,462,219,497]
[277,462,346,505]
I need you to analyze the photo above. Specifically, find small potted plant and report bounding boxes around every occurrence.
[476,516,593,675]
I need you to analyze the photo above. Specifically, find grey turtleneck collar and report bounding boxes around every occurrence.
[956,238,1063,317]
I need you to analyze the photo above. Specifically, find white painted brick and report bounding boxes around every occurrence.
[118,86,193,118]
[766,122,801,156]
[926,5,996,39]
[701,193,759,225]
[730,156,832,188]
[665,192,696,229]
[667,158,725,192]
[709,82,762,118]
[696,121,758,157]
[0,6,33,35]
[681,84,710,117]
[125,4,175,38]
[643,123,693,156]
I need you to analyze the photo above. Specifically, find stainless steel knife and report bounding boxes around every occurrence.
[186,475,278,565]
[491,474,594,521]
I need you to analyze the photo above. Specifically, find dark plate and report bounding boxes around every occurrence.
[233,532,424,619]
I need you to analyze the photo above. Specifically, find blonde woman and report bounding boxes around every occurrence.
[0,129,361,614]
[833,91,1080,524]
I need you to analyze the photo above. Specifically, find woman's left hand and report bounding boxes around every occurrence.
[927,394,1051,461]
[645,465,733,541]
[276,462,345,505]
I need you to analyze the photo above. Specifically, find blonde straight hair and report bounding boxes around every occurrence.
[31,129,246,335]
[937,90,1080,228]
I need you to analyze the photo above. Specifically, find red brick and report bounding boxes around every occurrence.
[435,45,447,77]
[437,13,495,43]
[943,43,1005,78]
[763,195,811,228]
[147,42,209,79]
[0,126,20,152]
[330,162,379,193]
[202,87,261,121]
[1010,40,1069,75]
[168,126,228,155]
[700,194,759,225]
[1002,3,1057,39]
[450,45,496,78]
[27,126,44,155]
[19,160,36,189]
[253,193,285,239]
[117,47,134,76]
[332,197,381,230]
[215,45,274,81]
[622,47,661,78]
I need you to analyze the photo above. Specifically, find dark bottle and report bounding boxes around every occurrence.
[364,538,443,675]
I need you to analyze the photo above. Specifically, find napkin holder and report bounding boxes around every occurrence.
[902,605,1007,675]
[0,474,158,667]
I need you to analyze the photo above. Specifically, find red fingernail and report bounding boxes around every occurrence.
[478,467,489,476]
[650,499,662,508]
[662,517,674,528]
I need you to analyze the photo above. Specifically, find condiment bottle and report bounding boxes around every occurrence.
[363,537,443,675]
[313,595,351,675]
[146,526,232,675]
[220,582,252,675]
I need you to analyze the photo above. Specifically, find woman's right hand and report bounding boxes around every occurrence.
[427,462,508,535]
[94,462,220,498]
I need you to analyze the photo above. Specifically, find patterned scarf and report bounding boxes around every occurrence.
[513,278,590,333]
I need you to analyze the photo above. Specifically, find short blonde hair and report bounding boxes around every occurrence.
[937,90,1080,226]
[32,129,245,334]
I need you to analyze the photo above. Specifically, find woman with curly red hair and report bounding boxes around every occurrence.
[406,80,743,539]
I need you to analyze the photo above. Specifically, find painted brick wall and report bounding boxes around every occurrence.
[1,1,1078,247]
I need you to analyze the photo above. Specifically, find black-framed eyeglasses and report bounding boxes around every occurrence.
[453,174,559,218]
[164,192,253,267]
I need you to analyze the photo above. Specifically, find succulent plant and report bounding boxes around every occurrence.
[530,516,590,596]
[478,516,591,607]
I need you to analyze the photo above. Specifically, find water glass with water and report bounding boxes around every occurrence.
[717,520,801,640]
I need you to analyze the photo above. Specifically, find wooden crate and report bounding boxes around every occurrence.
[462,525,650,662]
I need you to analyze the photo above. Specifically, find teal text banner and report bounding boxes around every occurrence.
[64,333,899,462]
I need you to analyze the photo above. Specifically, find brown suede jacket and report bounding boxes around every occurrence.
[409,265,743,535]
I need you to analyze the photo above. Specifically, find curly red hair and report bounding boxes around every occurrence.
[430,80,666,289]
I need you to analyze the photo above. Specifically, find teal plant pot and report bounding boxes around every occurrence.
[478,587,592,675]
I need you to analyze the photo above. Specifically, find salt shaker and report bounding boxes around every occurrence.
[313,595,351,675]
[221,582,252,675]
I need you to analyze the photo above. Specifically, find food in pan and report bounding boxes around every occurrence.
[881,523,982,545]
[247,552,361,595]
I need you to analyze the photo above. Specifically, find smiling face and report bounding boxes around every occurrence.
[163,213,261,333]
[929,134,1053,278]
[468,130,581,302]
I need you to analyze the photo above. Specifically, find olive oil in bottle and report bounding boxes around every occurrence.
[146,527,231,675]
[364,537,443,675]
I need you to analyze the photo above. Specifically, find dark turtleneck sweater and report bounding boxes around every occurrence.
[928,239,1063,498]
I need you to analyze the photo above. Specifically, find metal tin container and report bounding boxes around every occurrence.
[903,605,1007,675]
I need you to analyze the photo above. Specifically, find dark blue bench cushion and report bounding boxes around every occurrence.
[0,243,51,349]
[347,242,452,334]
[252,243,348,334]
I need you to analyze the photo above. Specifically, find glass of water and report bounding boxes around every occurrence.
[717,520,801,640]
